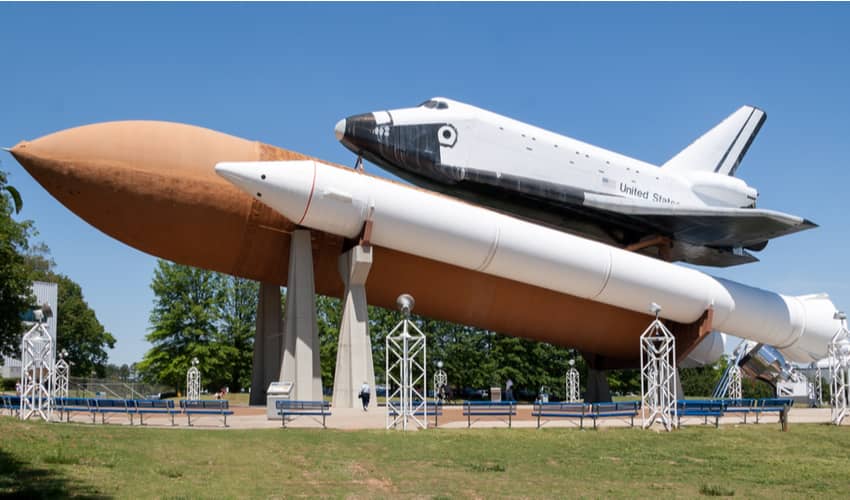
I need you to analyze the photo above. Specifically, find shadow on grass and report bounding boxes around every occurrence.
[0,448,108,499]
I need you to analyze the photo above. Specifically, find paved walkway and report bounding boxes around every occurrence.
[43,405,843,430]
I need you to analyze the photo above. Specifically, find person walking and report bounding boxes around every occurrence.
[359,381,371,411]
[505,378,514,401]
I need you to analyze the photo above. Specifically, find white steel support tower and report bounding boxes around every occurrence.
[53,350,69,398]
[713,339,751,399]
[829,312,849,425]
[727,364,743,400]
[386,294,427,431]
[640,303,677,431]
[52,350,70,421]
[20,319,54,422]
[186,357,201,401]
[566,359,580,403]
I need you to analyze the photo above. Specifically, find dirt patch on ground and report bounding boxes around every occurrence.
[348,462,395,493]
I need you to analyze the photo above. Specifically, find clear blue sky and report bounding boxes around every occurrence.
[1,3,848,366]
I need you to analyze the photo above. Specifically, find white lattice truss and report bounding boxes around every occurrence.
[53,358,69,399]
[566,368,581,403]
[386,319,427,430]
[20,322,54,422]
[433,369,447,403]
[186,366,201,401]
[726,364,743,400]
[829,324,850,425]
[640,317,677,431]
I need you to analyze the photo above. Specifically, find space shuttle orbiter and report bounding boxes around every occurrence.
[336,98,815,267]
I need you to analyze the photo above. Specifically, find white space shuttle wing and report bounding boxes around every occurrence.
[583,193,816,248]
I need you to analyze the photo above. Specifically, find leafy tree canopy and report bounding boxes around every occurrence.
[25,244,116,377]
[138,261,257,393]
[0,169,34,357]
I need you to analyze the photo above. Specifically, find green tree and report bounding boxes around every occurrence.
[680,365,722,397]
[314,295,342,389]
[25,245,117,377]
[137,261,226,392]
[218,276,259,391]
[52,275,116,377]
[0,169,34,357]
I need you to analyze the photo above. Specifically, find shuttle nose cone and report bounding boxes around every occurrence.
[337,113,377,155]
[334,119,346,142]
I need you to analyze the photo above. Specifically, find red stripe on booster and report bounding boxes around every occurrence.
[297,162,317,226]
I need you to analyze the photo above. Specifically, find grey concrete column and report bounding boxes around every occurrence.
[332,245,376,409]
[250,283,283,405]
[585,368,613,403]
[280,229,323,401]
[674,368,684,400]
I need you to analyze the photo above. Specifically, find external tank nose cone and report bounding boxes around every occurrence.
[6,121,298,284]
[334,119,346,142]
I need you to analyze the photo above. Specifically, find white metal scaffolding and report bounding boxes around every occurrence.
[566,360,580,403]
[640,304,677,431]
[386,295,427,430]
[53,350,69,399]
[52,350,69,421]
[726,364,743,400]
[20,321,54,422]
[186,357,201,401]
[829,313,849,425]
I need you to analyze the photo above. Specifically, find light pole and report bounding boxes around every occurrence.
[187,357,201,401]
[434,360,447,404]
[566,359,580,403]
[386,294,427,430]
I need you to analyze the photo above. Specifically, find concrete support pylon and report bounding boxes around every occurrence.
[332,245,376,409]
[586,368,613,403]
[280,229,323,401]
[674,369,684,400]
[250,283,283,405]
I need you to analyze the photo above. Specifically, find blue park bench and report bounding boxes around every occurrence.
[387,401,443,428]
[532,402,588,428]
[676,399,727,428]
[91,398,135,425]
[1,395,21,416]
[180,400,233,427]
[54,397,95,422]
[463,401,517,428]
[134,399,179,426]
[721,398,759,423]
[589,402,640,429]
[753,398,794,430]
[276,400,331,429]
[532,402,640,429]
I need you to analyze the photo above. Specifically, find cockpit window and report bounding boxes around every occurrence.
[418,99,449,110]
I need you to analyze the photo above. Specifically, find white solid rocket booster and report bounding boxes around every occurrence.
[216,160,841,363]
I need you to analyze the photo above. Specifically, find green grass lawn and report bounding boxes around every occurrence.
[1,416,849,499]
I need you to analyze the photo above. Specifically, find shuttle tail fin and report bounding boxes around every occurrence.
[661,106,766,177]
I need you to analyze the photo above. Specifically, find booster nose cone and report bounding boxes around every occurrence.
[214,162,248,186]
[215,160,317,225]
[334,119,346,142]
